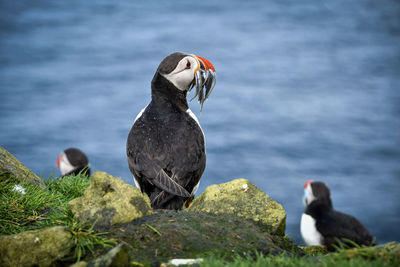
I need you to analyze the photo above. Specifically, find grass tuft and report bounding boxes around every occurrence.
[68,218,117,262]
[0,172,116,262]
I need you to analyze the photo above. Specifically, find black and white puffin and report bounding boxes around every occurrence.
[301,180,375,250]
[56,148,91,177]
[126,52,216,210]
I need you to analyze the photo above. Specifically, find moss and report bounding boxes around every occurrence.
[270,235,305,256]
[69,172,153,228]
[109,211,293,265]
[0,226,73,267]
[70,261,88,267]
[85,244,130,267]
[0,146,45,188]
[189,179,286,236]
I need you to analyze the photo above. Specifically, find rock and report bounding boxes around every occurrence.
[0,146,45,188]
[0,226,73,267]
[70,262,88,267]
[188,178,286,236]
[69,171,153,228]
[110,210,298,265]
[85,243,130,267]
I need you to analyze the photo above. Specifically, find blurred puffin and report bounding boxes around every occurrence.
[126,52,216,210]
[57,148,91,177]
[301,180,375,250]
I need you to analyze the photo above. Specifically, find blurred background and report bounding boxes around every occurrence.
[1,0,399,245]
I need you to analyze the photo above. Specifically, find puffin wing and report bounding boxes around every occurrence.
[316,210,374,248]
[127,150,190,197]
[153,169,191,197]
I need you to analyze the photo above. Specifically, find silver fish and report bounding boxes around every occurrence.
[190,68,216,111]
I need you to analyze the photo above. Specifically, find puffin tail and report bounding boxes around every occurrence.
[151,191,188,210]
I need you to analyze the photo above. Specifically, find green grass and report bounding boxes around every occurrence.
[0,172,116,261]
[200,247,400,267]
[0,172,90,234]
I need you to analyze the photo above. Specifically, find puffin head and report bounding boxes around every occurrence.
[56,147,90,176]
[303,180,332,208]
[157,52,216,110]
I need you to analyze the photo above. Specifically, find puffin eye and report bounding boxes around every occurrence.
[185,61,191,69]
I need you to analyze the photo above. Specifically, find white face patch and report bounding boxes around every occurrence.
[304,183,316,206]
[59,152,75,175]
[162,56,199,91]
[301,213,323,246]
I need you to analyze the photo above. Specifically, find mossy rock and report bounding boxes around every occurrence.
[108,210,298,265]
[72,243,131,267]
[69,171,153,228]
[188,178,286,236]
[0,146,45,188]
[0,226,73,267]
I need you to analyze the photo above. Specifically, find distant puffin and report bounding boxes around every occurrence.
[57,148,91,177]
[126,52,216,210]
[301,180,375,250]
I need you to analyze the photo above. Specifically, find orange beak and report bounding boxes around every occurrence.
[196,56,216,72]
[304,180,313,189]
[56,155,61,168]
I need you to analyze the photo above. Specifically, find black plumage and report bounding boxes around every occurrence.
[126,52,212,210]
[60,148,90,177]
[304,181,375,251]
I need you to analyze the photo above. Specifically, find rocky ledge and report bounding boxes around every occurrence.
[0,146,398,266]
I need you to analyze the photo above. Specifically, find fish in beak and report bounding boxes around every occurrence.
[189,55,216,111]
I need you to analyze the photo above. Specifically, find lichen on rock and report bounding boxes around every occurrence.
[69,171,153,228]
[0,226,73,267]
[188,178,286,236]
[88,243,130,267]
[109,210,291,265]
[0,146,45,188]
[72,243,131,267]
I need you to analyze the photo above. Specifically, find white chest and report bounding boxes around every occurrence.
[300,213,323,246]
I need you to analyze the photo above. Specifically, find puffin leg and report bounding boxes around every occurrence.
[152,169,191,197]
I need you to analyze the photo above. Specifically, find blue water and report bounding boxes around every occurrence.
[1,0,399,245]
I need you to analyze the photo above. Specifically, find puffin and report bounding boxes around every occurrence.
[301,180,375,251]
[56,148,91,177]
[126,52,216,210]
